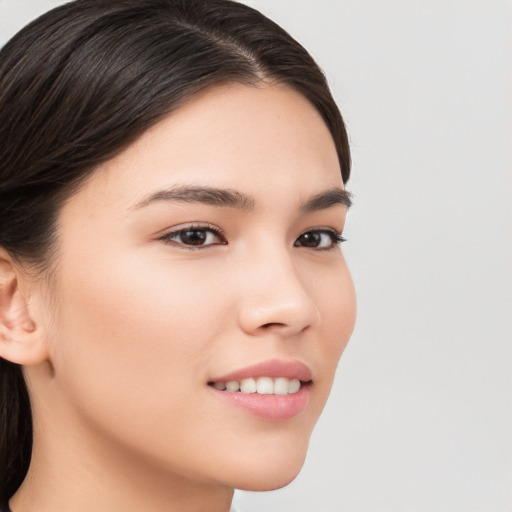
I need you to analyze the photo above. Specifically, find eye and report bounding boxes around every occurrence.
[160,224,227,248]
[294,229,346,250]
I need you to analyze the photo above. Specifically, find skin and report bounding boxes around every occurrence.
[0,83,356,512]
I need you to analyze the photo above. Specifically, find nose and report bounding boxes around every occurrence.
[236,248,320,338]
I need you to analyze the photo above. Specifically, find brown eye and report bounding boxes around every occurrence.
[296,232,322,247]
[294,230,345,250]
[162,226,226,247]
[180,229,208,246]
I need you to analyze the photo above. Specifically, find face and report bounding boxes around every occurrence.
[33,83,356,491]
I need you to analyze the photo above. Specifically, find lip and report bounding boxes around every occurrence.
[209,385,310,422]
[208,359,312,422]
[208,358,313,383]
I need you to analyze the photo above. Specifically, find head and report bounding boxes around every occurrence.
[0,0,355,503]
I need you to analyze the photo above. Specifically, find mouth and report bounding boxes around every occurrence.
[207,359,313,421]
[208,376,311,395]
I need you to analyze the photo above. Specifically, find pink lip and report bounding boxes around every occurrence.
[209,385,310,422]
[208,359,313,383]
[208,359,312,422]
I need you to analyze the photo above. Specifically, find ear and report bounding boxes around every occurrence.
[0,248,49,365]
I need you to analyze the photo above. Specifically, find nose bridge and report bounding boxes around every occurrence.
[237,243,320,336]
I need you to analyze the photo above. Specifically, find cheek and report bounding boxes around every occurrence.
[327,269,356,352]
[50,252,227,415]
[46,252,240,475]
[308,258,356,374]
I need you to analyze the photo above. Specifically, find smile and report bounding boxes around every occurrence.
[209,376,304,395]
[207,359,313,421]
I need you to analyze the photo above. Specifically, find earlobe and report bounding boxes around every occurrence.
[0,249,48,366]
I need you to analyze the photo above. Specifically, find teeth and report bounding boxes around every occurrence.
[240,378,256,393]
[213,377,304,395]
[274,377,289,395]
[288,378,301,394]
[226,381,240,392]
[256,376,273,394]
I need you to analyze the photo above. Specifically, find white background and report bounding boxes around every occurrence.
[1,1,510,511]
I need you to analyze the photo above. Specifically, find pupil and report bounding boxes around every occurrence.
[301,232,321,247]
[182,229,206,245]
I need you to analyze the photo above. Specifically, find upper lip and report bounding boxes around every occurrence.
[209,359,313,383]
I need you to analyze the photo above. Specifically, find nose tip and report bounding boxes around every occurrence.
[237,264,320,338]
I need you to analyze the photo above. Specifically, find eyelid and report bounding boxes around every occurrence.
[300,226,345,238]
[159,222,224,234]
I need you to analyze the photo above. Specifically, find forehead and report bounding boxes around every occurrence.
[69,83,343,212]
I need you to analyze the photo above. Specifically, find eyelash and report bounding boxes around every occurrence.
[160,224,346,251]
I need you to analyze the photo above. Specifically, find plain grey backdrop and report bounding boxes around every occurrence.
[1,1,510,511]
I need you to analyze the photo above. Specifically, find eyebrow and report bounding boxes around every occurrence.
[300,188,352,212]
[133,185,352,211]
[133,185,255,211]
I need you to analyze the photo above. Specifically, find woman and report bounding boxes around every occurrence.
[0,1,356,511]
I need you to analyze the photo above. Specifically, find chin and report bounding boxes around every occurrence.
[224,439,309,492]
[238,468,303,492]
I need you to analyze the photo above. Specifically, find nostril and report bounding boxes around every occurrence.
[261,322,285,329]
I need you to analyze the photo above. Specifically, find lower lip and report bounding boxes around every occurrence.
[209,384,310,422]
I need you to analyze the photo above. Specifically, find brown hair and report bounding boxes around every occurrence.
[0,0,350,500]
